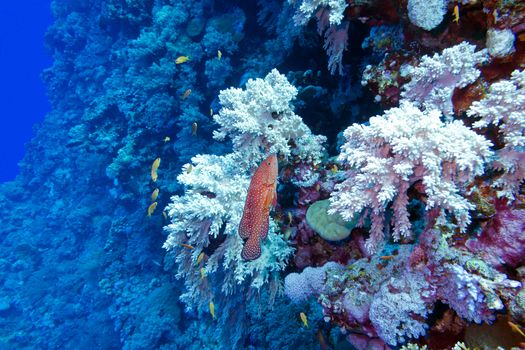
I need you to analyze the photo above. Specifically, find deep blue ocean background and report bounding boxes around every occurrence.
[0,1,52,183]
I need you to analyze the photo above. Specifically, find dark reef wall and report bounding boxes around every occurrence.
[0,0,345,348]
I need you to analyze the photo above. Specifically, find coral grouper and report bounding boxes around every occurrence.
[239,154,278,260]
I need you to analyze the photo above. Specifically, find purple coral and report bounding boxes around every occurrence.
[466,200,525,268]
[284,261,342,303]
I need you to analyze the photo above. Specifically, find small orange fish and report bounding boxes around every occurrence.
[239,154,278,260]
[300,312,308,328]
[380,255,395,261]
[453,5,459,24]
[182,89,192,100]
[175,55,190,64]
[508,321,525,338]
[147,202,158,217]
[197,252,205,264]
[317,329,328,350]
[519,33,525,42]
[191,122,198,136]
[180,243,194,249]
[209,301,216,319]
[151,157,161,182]
[151,188,159,202]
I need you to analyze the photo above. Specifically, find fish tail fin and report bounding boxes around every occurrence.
[241,234,261,261]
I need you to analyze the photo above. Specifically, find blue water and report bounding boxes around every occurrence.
[0,1,52,183]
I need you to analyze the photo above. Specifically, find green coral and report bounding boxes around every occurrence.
[306,199,357,241]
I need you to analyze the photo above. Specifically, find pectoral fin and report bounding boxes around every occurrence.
[259,216,270,240]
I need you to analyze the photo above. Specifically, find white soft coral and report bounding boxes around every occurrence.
[467,69,525,200]
[401,42,489,116]
[213,68,326,164]
[164,69,325,310]
[330,102,493,253]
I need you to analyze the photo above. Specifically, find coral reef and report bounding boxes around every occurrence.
[163,69,325,347]
[2,0,525,349]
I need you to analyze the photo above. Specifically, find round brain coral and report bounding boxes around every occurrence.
[306,199,357,241]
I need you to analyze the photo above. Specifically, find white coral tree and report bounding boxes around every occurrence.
[467,69,525,200]
[329,102,493,253]
[163,69,326,311]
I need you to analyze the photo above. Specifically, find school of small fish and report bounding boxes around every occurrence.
[147,202,157,217]
[151,157,161,182]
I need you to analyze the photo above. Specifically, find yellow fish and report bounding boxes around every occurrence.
[300,312,308,328]
[175,55,190,64]
[288,212,293,225]
[162,211,168,220]
[151,188,159,201]
[330,164,338,174]
[210,108,213,116]
[151,157,161,182]
[453,5,459,24]
[182,89,192,100]
[217,50,222,60]
[191,122,198,136]
[163,136,170,142]
[197,252,205,264]
[209,301,216,319]
[147,202,158,217]
[508,321,525,338]
[180,243,194,249]
[200,267,206,279]
[186,164,193,174]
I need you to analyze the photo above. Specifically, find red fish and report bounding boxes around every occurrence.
[239,154,278,260]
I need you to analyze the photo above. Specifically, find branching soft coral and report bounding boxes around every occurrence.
[329,101,493,253]
[288,0,347,26]
[401,42,489,116]
[213,69,326,163]
[287,0,349,74]
[467,69,525,200]
[163,70,325,316]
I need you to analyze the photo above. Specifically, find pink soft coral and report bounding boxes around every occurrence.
[466,199,525,268]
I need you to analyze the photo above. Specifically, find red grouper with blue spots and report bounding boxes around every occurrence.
[238,154,278,261]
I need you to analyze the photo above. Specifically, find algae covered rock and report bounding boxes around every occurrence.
[306,199,357,241]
